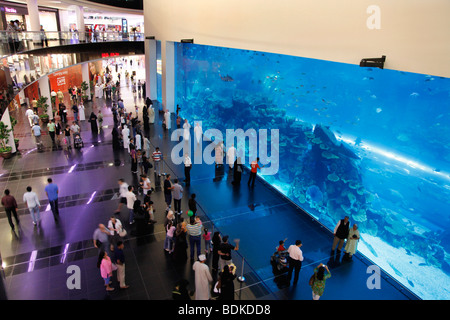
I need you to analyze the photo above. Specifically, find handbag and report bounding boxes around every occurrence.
[119,228,127,237]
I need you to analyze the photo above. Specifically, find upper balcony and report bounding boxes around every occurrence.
[0,30,144,58]
[0,30,145,115]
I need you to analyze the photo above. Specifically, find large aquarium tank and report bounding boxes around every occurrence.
[174,43,450,300]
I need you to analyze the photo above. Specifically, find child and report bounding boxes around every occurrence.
[277,238,287,252]
[202,228,212,254]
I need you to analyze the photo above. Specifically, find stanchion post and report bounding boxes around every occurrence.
[238,256,245,282]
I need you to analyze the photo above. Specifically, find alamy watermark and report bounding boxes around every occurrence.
[170,123,280,176]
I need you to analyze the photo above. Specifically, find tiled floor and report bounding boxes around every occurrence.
[0,63,418,300]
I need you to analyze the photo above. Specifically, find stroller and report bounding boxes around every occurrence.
[73,133,84,149]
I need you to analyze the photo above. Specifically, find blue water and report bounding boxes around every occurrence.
[174,43,450,300]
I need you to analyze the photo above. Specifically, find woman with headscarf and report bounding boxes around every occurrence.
[89,111,98,133]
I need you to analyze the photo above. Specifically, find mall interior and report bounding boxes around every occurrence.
[0,0,449,302]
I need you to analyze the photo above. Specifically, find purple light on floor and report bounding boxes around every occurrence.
[27,250,38,273]
[86,191,97,204]
[45,204,51,211]
[60,243,70,264]
[23,147,37,156]
[68,164,77,173]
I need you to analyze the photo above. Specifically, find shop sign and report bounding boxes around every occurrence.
[4,7,17,13]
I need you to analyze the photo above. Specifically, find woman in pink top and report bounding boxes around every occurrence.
[202,228,212,255]
[97,250,114,291]
[164,221,176,253]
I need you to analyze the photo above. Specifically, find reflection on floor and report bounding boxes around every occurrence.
[0,77,418,300]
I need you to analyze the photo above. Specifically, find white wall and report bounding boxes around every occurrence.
[144,0,450,77]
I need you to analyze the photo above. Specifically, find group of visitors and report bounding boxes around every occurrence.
[277,215,360,300]
[1,178,60,230]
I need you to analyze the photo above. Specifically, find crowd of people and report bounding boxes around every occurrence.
[2,59,363,301]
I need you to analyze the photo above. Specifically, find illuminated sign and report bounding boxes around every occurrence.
[101,52,120,58]
[5,7,17,13]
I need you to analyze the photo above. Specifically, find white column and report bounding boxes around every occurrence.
[26,0,40,48]
[162,41,175,113]
[145,38,157,101]
[38,75,53,119]
[81,62,90,98]
[27,0,40,32]
[74,6,85,41]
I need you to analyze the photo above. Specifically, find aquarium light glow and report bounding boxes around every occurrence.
[336,135,450,181]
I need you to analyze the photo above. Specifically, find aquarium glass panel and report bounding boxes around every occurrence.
[174,42,450,300]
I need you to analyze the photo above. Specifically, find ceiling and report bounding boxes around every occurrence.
[5,0,144,19]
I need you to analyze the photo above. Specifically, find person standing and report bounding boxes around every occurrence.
[31,97,38,113]
[25,107,34,127]
[164,109,171,130]
[89,112,98,133]
[122,125,130,153]
[183,119,190,141]
[44,178,59,222]
[192,254,213,300]
[218,264,236,300]
[202,228,212,255]
[287,240,304,286]
[70,121,80,135]
[164,174,174,211]
[97,250,115,292]
[93,224,110,253]
[47,119,56,146]
[31,122,43,150]
[188,193,197,216]
[227,144,237,170]
[164,220,176,253]
[78,102,86,121]
[140,174,152,196]
[64,124,72,149]
[310,263,331,300]
[125,185,137,225]
[71,103,79,123]
[172,179,183,215]
[148,105,155,124]
[186,216,203,261]
[152,147,162,176]
[211,232,222,277]
[343,224,360,261]
[248,157,264,187]
[194,122,202,145]
[115,179,129,213]
[173,221,188,264]
[218,236,240,271]
[331,216,350,256]
[23,186,41,226]
[56,89,64,105]
[184,153,192,187]
[232,157,244,186]
[114,241,129,289]
[1,189,20,231]
[215,141,224,167]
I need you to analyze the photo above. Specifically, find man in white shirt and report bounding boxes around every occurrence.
[25,107,34,127]
[23,186,41,226]
[287,240,304,286]
[70,121,80,135]
[115,179,128,213]
[184,153,192,186]
[125,185,137,225]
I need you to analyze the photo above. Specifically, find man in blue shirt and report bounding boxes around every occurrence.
[45,178,59,222]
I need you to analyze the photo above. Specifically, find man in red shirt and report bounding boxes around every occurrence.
[1,189,19,231]
[248,157,264,187]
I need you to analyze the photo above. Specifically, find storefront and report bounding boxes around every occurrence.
[0,1,60,31]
